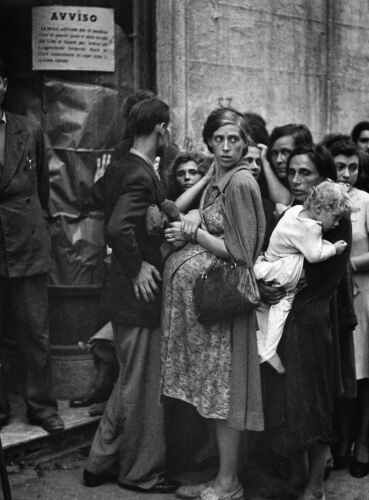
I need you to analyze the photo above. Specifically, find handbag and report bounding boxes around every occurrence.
[194,257,260,325]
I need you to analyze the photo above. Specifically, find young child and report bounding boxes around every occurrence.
[254,181,350,373]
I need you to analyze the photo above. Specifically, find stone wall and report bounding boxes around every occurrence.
[157,0,369,149]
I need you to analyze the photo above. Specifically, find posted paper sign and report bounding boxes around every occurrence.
[32,6,115,71]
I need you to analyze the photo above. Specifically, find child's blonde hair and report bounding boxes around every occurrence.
[304,180,351,215]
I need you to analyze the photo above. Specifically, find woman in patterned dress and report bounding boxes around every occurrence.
[161,107,265,500]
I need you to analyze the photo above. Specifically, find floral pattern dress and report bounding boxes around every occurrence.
[161,180,232,419]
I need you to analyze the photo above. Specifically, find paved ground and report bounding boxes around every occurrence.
[2,398,368,499]
[6,450,369,500]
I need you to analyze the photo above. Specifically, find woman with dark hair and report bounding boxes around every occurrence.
[255,124,313,209]
[351,121,369,154]
[323,135,369,478]
[243,112,270,146]
[241,142,277,250]
[260,144,353,500]
[324,133,369,193]
[356,150,369,193]
[162,107,265,500]
[268,124,313,183]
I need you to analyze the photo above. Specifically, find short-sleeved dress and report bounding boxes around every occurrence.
[349,187,369,380]
[161,181,232,419]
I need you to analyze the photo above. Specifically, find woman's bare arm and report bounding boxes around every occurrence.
[174,162,215,212]
[258,143,291,205]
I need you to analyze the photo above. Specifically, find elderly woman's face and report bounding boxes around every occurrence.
[271,135,295,179]
[208,124,246,170]
[288,154,324,201]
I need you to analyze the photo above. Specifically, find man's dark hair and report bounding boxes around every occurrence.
[128,98,170,137]
[323,134,358,158]
[287,144,337,181]
[122,89,156,119]
[351,121,369,144]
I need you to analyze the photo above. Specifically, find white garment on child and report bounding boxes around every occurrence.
[254,205,337,362]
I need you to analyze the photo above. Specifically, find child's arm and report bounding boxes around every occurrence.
[175,162,215,212]
[294,224,339,263]
[258,144,292,205]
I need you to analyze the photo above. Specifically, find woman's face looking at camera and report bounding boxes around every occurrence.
[271,135,295,179]
[243,146,262,180]
[288,154,324,201]
[175,161,202,191]
[333,154,359,189]
[208,124,246,170]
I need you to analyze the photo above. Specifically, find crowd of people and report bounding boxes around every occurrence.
[79,89,369,500]
[2,49,368,499]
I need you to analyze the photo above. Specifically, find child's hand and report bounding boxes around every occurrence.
[94,153,111,183]
[334,240,347,255]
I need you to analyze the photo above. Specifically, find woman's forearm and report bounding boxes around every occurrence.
[261,157,291,205]
[175,176,208,212]
[196,228,229,259]
[351,252,369,272]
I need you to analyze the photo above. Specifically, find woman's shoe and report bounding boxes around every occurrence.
[200,483,244,500]
[350,458,369,478]
[176,482,213,499]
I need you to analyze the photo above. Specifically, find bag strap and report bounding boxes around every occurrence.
[221,166,251,266]
[202,165,251,273]
[218,165,250,194]
[202,257,249,279]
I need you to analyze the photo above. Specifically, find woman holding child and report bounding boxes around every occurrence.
[255,180,349,375]
[260,144,353,500]
[161,107,265,500]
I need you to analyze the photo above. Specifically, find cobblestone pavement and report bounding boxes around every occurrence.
[6,451,369,500]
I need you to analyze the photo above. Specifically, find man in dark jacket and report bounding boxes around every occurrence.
[70,89,179,411]
[84,97,178,493]
[0,59,63,432]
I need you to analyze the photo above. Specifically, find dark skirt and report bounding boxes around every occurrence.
[262,290,334,457]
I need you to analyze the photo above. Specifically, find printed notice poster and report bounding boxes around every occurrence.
[32,6,115,71]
